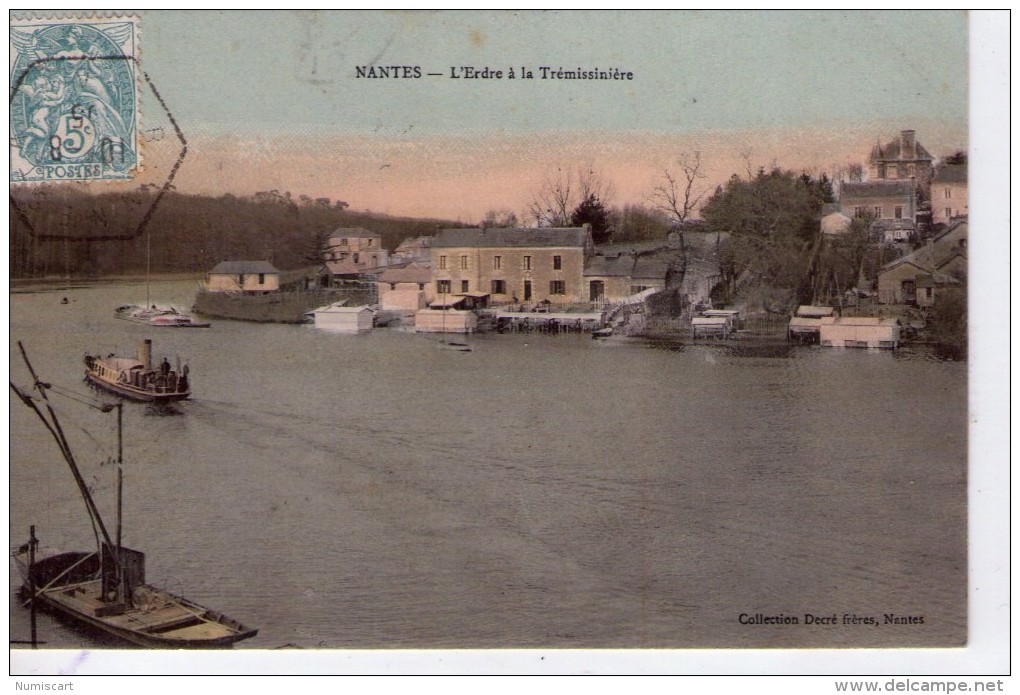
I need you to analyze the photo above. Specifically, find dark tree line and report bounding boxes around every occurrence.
[10,186,465,278]
[702,167,833,307]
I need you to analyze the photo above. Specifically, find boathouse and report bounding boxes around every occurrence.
[311,304,376,333]
[788,305,835,343]
[819,316,900,349]
[205,261,281,294]
[414,308,478,334]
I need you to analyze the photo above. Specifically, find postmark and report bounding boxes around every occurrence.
[10,15,140,183]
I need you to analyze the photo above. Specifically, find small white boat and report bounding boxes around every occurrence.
[115,304,210,328]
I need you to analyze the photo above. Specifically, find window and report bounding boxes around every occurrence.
[367,238,373,247]
[460,255,469,270]
[493,255,502,270]
[894,206,903,220]
[524,255,532,270]
[258,273,265,285]
[553,255,562,270]
[853,206,866,218]
[945,207,952,220]
[874,206,882,218]
[461,280,469,293]
[418,283,425,290]
[439,255,447,270]
[340,238,348,246]
[491,279,506,295]
[630,285,649,294]
[550,280,566,295]
[353,253,359,264]
[390,283,397,290]
[945,188,952,199]
[437,280,451,294]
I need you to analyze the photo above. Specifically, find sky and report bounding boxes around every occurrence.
[13,10,971,221]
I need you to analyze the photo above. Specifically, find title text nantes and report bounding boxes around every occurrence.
[356,65,634,80]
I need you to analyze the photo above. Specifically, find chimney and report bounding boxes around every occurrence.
[900,130,916,160]
[139,339,152,371]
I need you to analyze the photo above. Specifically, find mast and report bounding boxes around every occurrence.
[116,401,124,602]
[12,343,117,556]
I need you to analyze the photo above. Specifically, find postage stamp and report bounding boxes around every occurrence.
[9,15,140,183]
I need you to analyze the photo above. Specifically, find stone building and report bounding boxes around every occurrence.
[429,225,594,304]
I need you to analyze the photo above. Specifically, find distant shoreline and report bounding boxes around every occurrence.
[10,274,204,292]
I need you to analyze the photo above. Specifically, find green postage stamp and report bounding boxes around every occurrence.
[10,15,140,183]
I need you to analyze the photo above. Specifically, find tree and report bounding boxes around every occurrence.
[571,194,612,245]
[609,204,671,243]
[529,164,614,228]
[701,167,829,295]
[649,151,708,225]
[481,208,518,228]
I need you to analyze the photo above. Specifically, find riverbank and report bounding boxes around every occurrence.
[10,273,204,293]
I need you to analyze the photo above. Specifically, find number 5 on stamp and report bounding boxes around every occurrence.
[10,15,140,183]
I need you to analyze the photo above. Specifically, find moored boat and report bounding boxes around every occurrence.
[12,546,258,648]
[10,343,257,648]
[84,339,191,402]
[115,304,210,328]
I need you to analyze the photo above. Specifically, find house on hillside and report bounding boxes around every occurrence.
[876,221,967,304]
[840,180,918,227]
[866,129,935,184]
[322,227,388,267]
[430,224,595,304]
[204,261,281,293]
[376,263,433,311]
[391,235,433,265]
[931,163,968,226]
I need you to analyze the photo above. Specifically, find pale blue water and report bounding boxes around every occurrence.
[9,280,967,649]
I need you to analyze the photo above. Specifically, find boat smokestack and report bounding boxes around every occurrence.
[139,340,152,371]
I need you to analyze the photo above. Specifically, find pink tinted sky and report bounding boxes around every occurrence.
[151,119,967,224]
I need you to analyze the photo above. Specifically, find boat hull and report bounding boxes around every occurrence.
[115,305,211,328]
[15,551,257,649]
[84,371,190,402]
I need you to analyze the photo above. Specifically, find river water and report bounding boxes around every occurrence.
[9,279,967,650]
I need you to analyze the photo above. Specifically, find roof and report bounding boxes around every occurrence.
[840,180,916,199]
[395,236,432,250]
[582,254,668,280]
[314,303,374,314]
[431,226,590,249]
[631,257,669,281]
[933,164,968,184]
[377,264,432,284]
[879,221,967,273]
[326,226,380,239]
[796,305,835,318]
[868,134,933,162]
[916,272,961,288]
[584,254,635,277]
[209,261,280,274]
[820,316,899,327]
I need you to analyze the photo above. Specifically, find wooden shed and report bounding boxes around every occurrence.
[692,316,730,338]
[414,308,477,334]
[311,304,376,333]
[701,309,741,331]
[819,317,900,349]
[788,306,835,343]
